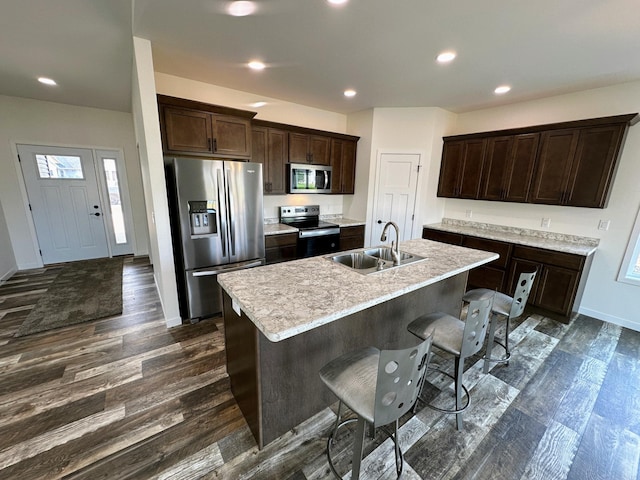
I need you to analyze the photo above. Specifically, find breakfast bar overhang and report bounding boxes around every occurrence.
[217,239,498,448]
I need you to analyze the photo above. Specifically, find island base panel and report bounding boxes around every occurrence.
[223,272,467,448]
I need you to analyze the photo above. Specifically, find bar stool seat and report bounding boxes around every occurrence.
[407,296,493,430]
[319,338,432,479]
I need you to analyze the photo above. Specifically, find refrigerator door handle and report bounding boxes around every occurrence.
[216,169,227,257]
[191,260,263,276]
[225,168,236,256]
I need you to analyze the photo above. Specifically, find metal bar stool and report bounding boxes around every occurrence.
[462,270,537,374]
[318,337,432,479]
[407,295,493,430]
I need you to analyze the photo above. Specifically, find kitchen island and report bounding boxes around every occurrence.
[217,238,498,448]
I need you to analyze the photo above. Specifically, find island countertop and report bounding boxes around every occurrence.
[217,238,498,342]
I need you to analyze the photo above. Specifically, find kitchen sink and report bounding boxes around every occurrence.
[331,252,384,270]
[328,247,425,274]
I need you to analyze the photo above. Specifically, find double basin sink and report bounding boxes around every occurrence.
[329,246,425,274]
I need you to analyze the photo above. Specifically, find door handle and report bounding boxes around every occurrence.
[91,213,101,217]
[377,220,382,224]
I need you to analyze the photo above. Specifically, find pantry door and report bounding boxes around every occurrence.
[18,144,109,264]
[370,152,421,246]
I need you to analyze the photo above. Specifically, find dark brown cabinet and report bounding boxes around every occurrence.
[437,138,486,198]
[265,233,298,265]
[422,226,593,321]
[158,95,255,159]
[481,133,539,202]
[252,126,288,194]
[330,138,357,194]
[438,113,637,208]
[508,246,585,317]
[340,225,365,251]
[289,133,331,165]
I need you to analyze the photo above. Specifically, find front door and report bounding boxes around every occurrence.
[18,144,109,264]
[370,152,421,246]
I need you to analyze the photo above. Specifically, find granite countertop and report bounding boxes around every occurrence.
[217,238,498,342]
[425,219,599,256]
[323,217,366,227]
[264,224,298,235]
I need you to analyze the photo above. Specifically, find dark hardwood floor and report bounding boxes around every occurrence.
[0,256,639,479]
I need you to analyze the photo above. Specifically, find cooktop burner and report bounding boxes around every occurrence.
[279,205,338,231]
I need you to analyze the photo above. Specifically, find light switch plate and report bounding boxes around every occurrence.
[541,218,551,228]
[465,210,473,219]
[598,220,610,231]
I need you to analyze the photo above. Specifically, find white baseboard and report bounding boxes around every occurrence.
[17,261,43,270]
[0,266,18,284]
[165,316,183,328]
[578,306,640,332]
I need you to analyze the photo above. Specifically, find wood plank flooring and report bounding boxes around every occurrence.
[1,256,639,479]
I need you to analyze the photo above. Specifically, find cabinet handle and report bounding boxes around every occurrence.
[213,138,218,152]
[207,138,212,150]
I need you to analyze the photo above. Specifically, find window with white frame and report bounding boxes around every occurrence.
[618,206,640,286]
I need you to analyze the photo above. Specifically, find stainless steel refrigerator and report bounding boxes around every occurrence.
[165,157,265,321]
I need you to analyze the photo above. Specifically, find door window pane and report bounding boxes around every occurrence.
[36,155,84,179]
[102,158,127,244]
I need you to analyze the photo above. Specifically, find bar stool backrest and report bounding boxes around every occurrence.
[373,336,432,428]
[460,296,494,359]
[509,270,537,319]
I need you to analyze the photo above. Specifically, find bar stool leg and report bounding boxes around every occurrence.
[351,417,367,479]
[483,314,499,374]
[455,357,464,430]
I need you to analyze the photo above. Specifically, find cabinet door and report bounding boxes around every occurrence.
[251,127,268,190]
[565,125,625,208]
[458,139,486,199]
[309,135,331,165]
[289,133,310,163]
[481,136,513,201]
[163,107,213,154]
[211,115,251,157]
[535,265,580,316]
[266,129,288,194]
[330,138,357,194]
[437,140,464,197]
[530,129,579,205]
[503,133,539,202]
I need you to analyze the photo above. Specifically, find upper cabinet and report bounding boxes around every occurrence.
[252,126,288,195]
[437,138,486,199]
[438,113,638,208]
[158,95,255,158]
[289,133,331,165]
[330,138,357,194]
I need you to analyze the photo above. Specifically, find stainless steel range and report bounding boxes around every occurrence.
[279,205,340,258]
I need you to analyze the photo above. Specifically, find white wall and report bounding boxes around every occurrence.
[360,107,456,244]
[154,73,353,220]
[443,81,640,330]
[0,94,149,269]
[132,37,181,327]
[0,198,17,282]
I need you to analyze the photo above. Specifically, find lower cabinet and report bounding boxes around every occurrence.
[340,225,365,251]
[265,233,298,265]
[422,227,592,322]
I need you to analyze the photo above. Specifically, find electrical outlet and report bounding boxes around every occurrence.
[465,210,473,219]
[541,218,551,228]
[598,220,610,231]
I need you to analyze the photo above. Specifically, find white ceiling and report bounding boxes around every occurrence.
[2,0,639,114]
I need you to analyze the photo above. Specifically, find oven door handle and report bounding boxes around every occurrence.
[298,228,340,238]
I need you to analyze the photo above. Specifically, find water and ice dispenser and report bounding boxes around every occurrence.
[188,201,217,236]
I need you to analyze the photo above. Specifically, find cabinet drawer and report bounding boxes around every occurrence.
[422,228,464,246]
[265,232,298,249]
[512,245,583,270]
[462,236,512,269]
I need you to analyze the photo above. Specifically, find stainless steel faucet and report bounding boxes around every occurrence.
[380,221,401,265]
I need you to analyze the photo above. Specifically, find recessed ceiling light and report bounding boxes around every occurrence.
[227,1,256,16]
[248,60,266,70]
[344,89,357,98]
[38,77,57,86]
[436,51,456,63]
[494,85,511,94]
[250,101,267,108]
[328,0,349,5]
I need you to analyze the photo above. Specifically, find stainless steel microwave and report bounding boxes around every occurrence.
[288,163,332,193]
